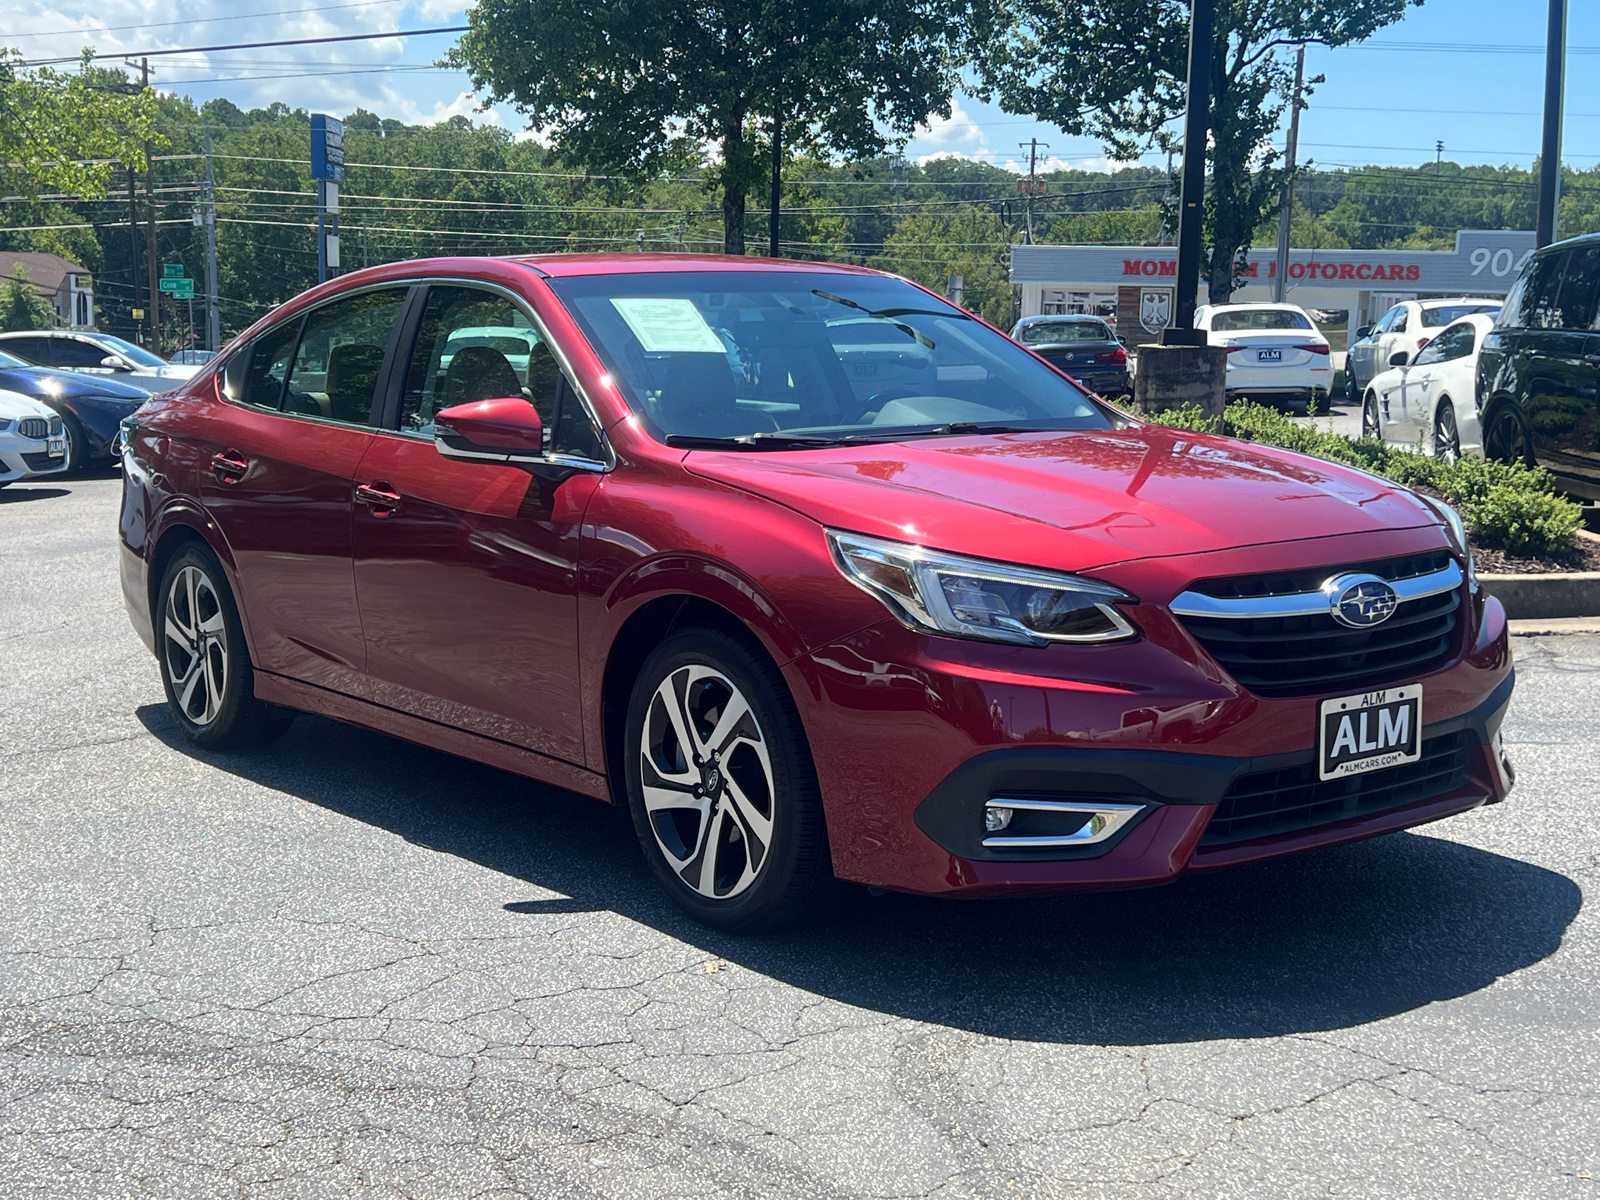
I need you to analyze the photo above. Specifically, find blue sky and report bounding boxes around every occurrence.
[2,0,1595,176]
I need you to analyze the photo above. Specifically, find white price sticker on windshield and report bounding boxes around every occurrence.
[610,297,725,353]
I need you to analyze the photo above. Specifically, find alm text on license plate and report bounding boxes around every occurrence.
[46,436,65,457]
[1257,348,1283,362]
[1318,684,1421,781]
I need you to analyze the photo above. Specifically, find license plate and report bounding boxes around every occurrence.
[46,436,66,457]
[1257,348,1283,362]
[1319,685,1421,780]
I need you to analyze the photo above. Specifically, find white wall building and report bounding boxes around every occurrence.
[1010,230,1534,343]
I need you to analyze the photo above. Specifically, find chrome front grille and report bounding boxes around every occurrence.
[1170,556,1464,698]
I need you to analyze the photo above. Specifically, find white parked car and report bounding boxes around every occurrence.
[0,330,197,393]
[1360,314,1495,462]
[1193,302,1333,412]
[0,388,70,486]
[1345,297,1501,402]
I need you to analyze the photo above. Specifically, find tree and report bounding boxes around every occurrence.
[873,206,1018,327]
[447,0,969,254]
[0,52,159,199]
[975,0,1418,302]
[0,264,57,332]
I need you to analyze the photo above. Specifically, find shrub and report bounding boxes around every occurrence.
[1465,484,1582,558]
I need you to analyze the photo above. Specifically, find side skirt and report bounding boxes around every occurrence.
[254,671,613,803]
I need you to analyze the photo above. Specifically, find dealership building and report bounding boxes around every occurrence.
[1009,230,1535,342]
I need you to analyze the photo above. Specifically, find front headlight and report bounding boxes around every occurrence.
[1422,496,1476,592]
[827,530,1137,646]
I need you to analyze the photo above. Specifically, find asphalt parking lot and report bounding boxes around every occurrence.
[2,474,1596,1199]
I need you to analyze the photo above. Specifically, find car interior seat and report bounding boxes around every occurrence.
[324,343,386,424]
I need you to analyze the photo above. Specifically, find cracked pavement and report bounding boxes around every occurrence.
[2,475,1596,1198]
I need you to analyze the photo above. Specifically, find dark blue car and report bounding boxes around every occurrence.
[1009,314,1131,399]
[0,348,148,470]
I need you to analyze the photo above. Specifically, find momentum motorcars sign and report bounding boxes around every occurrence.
[1011,230,1536,296]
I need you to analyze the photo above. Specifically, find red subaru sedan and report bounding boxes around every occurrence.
[119,255,1515,930]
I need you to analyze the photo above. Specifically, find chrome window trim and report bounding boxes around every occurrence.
[213,276,615,471]
[1168,560,1463,620]
[981,798,1147,849]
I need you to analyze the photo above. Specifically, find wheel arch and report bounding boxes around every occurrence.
[600,593,794,809]
[147,505,250,651]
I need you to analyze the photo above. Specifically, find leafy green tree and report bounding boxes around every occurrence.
[873,206,1017,327]
[0,264,57,331]
[0,52,159,198]
[975,0,1418,302]
[447,0,969,254]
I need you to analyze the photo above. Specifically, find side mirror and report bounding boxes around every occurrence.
[101,354,132,371]
[433,397,544,462]
[1388,350,1409,368]
[1355,326,1371,340]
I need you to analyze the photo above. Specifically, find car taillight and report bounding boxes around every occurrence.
[1096,347,1128,364]
[1294,344,1330,355]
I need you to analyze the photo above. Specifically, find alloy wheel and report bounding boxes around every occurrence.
[1435,403,1461,464]
[163,564,228,726]
[1484,406,1531,465]
[638,664,776,901]
[1362,394,1380,439]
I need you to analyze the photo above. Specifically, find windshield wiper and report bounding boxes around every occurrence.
[664,432,859,450]
[665,422,1080,452]
[810,289,951,350]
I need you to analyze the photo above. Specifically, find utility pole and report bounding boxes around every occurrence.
[1536,0,1567,247]
[126,165,142,343]
[142,59,160,354]
[203,124,220,351]
[1272,44,1305,304]
[769,94,782,258]
[1019,138,1048,245]
[1163,0,1213,341]
[1435,140,1444,174]
[362,225,370,268]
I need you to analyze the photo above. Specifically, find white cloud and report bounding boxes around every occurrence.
[912,97,989,160]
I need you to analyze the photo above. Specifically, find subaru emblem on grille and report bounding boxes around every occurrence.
[1323,573,1399,629]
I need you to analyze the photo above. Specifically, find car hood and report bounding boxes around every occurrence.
[0,387,57,421]
[1,366,149,401]
[684,426,1436,573]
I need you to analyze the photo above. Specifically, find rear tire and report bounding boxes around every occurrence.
[1434,400,1461,464]
[1482,403,1534,467]
[156,543,293,750]
[623,626,833,933]
[1362,392,1381,439]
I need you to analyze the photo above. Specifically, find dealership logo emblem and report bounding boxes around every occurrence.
[1139,289,1172,333]
[1324,573,1399,629]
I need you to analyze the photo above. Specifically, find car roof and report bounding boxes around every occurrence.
[1199,301,1308,311]
[1416,297,1500,307]
[1016,313,1106,322]
[507,252,887,279]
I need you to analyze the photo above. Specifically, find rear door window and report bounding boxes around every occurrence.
[1553,245,1600,331]
[1504,250,1567,329]
[281,288,408,424]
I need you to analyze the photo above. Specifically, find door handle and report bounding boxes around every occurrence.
[355,480,402,517]
[211,450,248,484]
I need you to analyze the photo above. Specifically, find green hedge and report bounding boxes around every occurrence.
[1149,401,1583,559]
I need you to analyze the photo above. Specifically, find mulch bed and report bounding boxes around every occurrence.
[1472,537,1600,575]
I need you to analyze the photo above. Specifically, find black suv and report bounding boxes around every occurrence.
[1477,233,1600,497]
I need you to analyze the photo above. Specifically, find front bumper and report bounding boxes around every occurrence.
[797,535,1513,896]
[0,434,68,482]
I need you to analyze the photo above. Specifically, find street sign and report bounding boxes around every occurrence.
[162,263,187,278]
[311,114,345,183]
[159,278,195,297]
[131,308,144,319]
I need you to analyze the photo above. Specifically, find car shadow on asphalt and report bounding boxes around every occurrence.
[137,702,1581,1046]
[0,485,71,503]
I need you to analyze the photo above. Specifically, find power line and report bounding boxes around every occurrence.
[21,26,470,66]
[3,0,405,41]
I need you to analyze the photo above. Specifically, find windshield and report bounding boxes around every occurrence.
[95,335,166,368]
[1015,320,1114,345]
[1209,308,1314,332]
[547,271,1111,445]
[1422,303,1500,327]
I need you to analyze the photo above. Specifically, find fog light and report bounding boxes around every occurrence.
[985,806,1014,833]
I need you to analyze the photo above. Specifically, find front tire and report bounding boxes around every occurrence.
[1362,392,1381,439]
[1434,400,1462,464]
[623,626,833,932]
[1483,403,1534,467]
[157,543,292,750]
[60,413,88,474]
